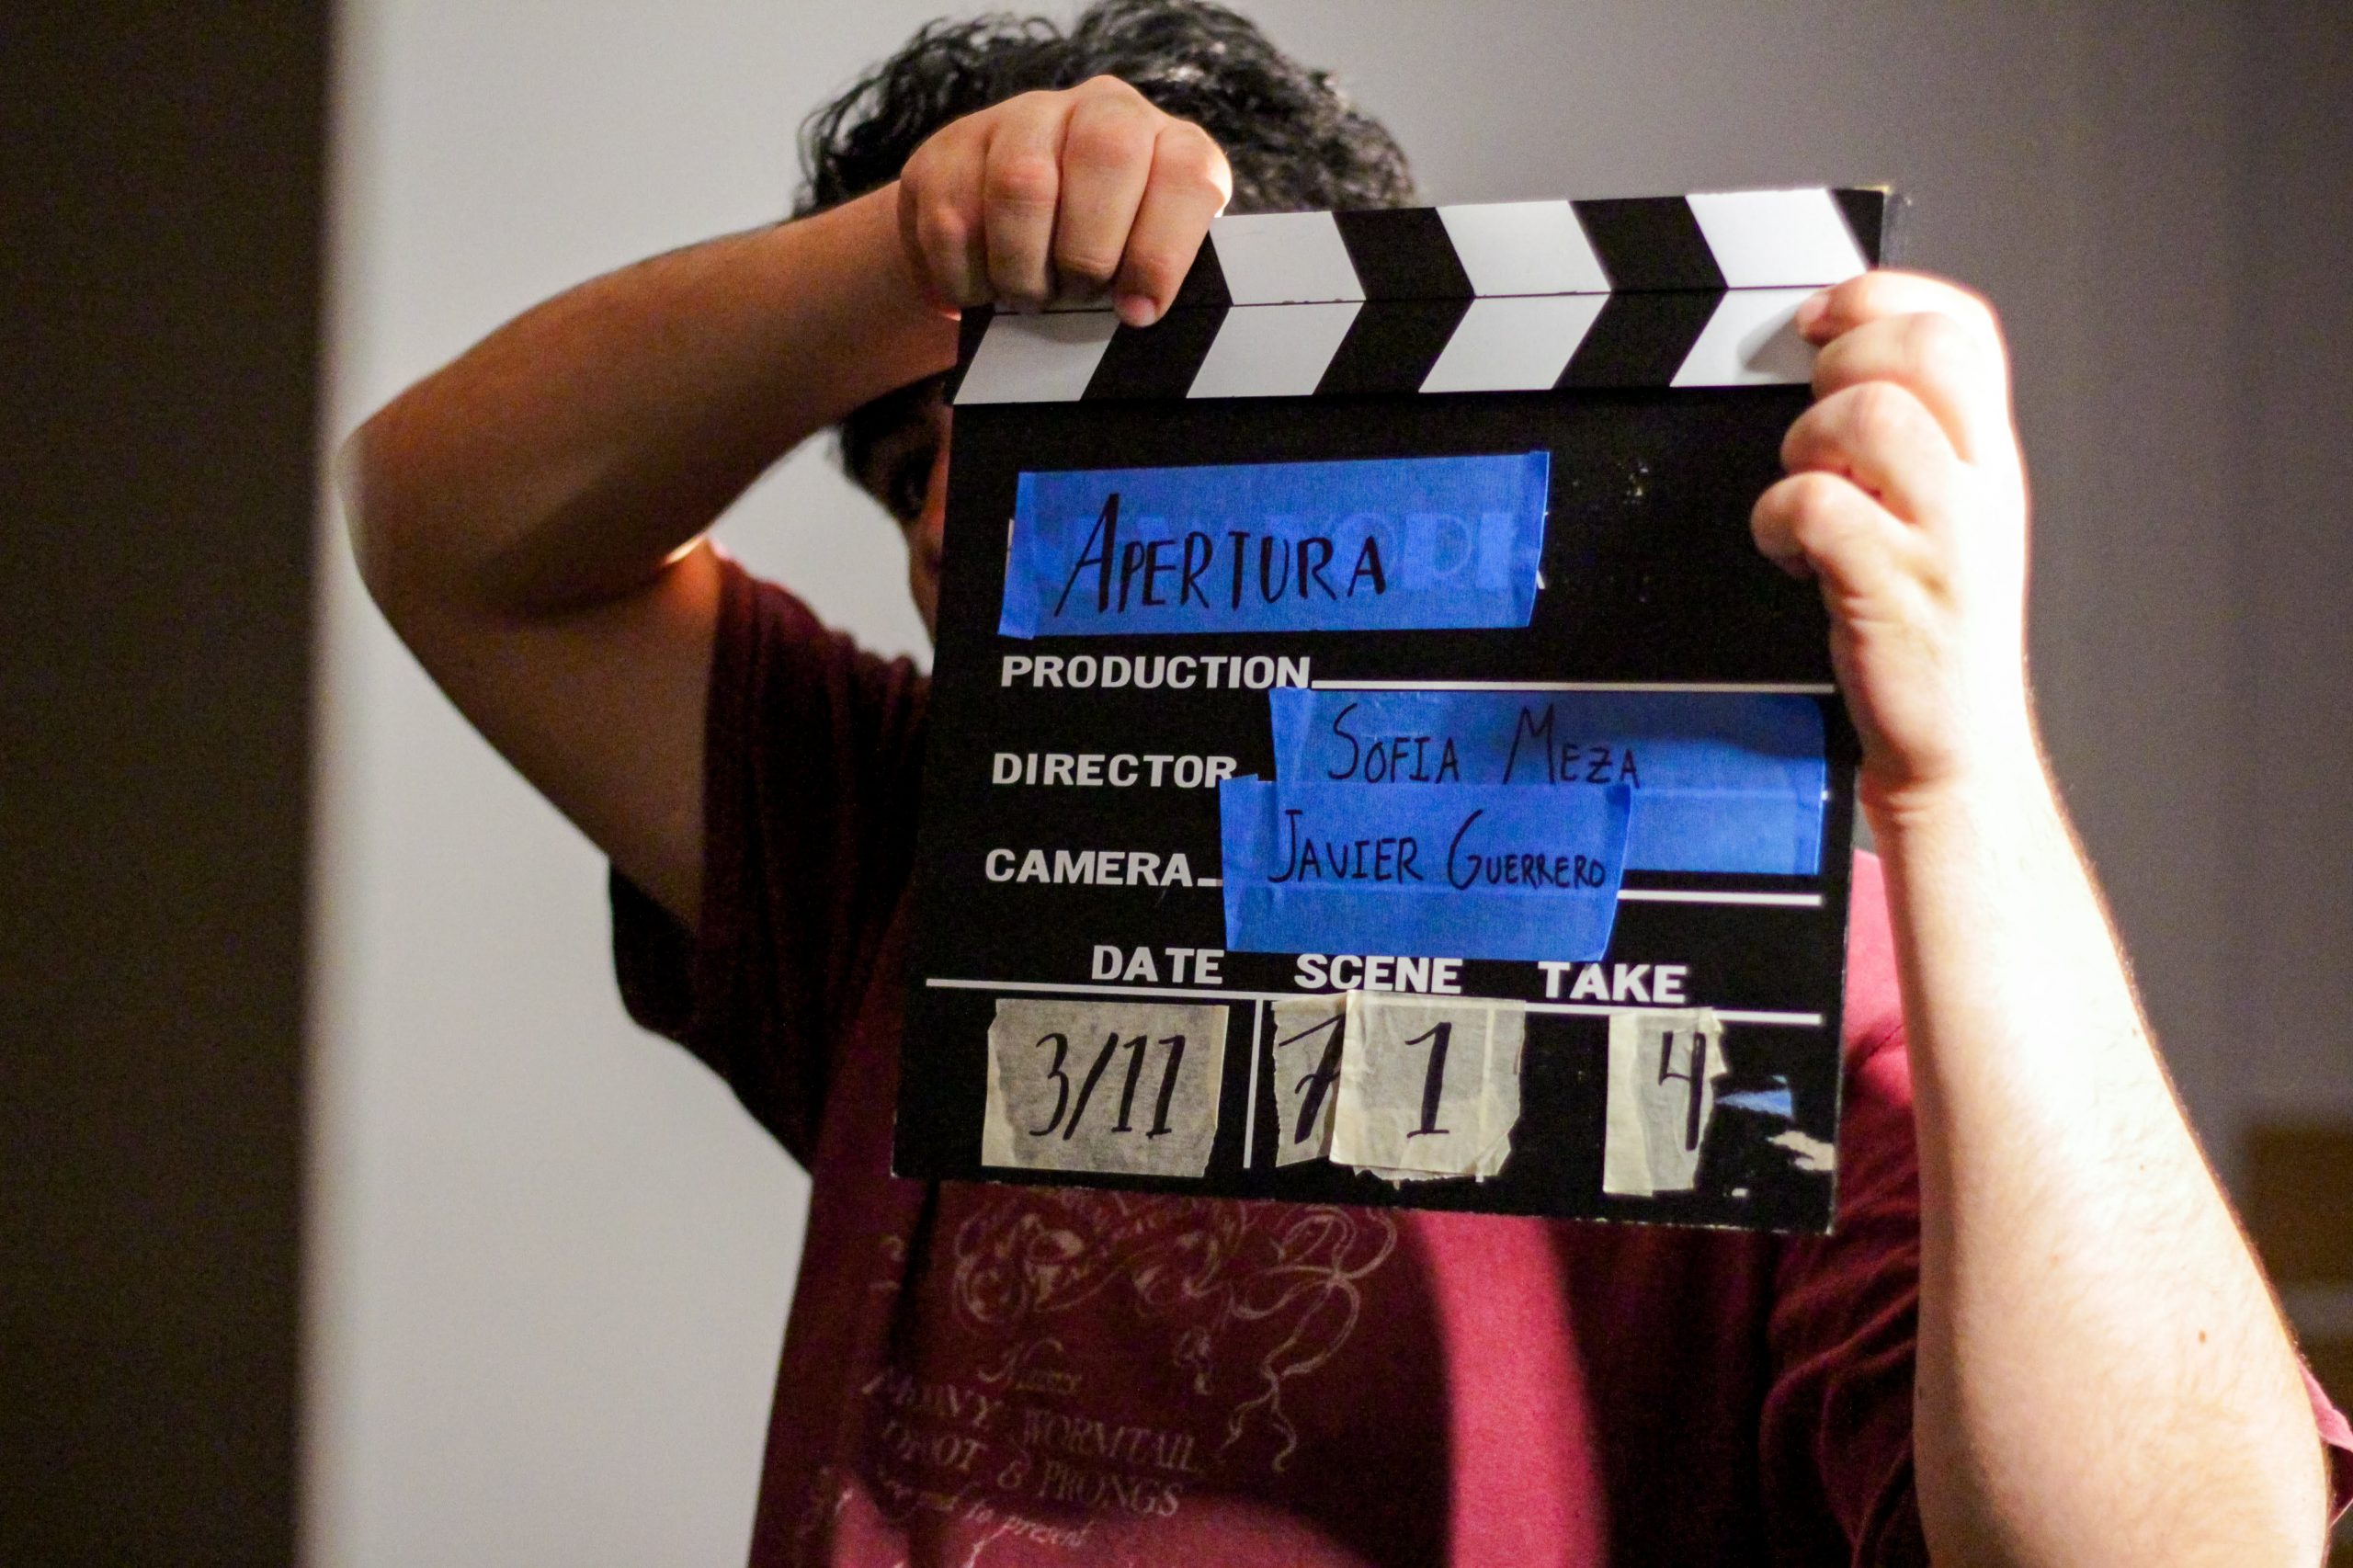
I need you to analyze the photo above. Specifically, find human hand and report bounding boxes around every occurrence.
[1751,271,2041,822]
[893,75,1233,328]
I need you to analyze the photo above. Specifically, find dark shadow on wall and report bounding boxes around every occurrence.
[0,6,326,1564]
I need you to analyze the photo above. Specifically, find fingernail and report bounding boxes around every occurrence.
[1795,290,1830,333]
[1115,292,1159,329]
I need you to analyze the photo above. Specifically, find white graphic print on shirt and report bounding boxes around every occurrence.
[804,1187,1400,1560]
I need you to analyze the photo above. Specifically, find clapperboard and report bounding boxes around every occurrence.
[894,187,1897,1233]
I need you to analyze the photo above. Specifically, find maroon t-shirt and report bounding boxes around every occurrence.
[614,559,2352,1566]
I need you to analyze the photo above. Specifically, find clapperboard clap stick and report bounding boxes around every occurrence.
[896,187,1896,1234]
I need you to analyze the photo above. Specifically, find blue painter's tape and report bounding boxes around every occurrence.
[999,452,1550,639]
[1717,1084,1796,1119]
[1267,687,1826,876]
[1219,778,1630,960]
[1625,790,1821,878]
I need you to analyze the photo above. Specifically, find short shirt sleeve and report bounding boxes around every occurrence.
[1757,854,1930,1566]
[2312,1369,2353,1527]
[609,555,926,1166]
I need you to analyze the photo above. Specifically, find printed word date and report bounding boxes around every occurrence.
[1091,946,1223,985]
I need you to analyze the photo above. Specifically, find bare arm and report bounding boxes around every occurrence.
[342,187,948,922]
[1755,273,2331,1563]
[342,78,1229,924]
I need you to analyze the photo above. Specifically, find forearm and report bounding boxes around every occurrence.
[344,182,950,617]
[1876,762,2329,1565]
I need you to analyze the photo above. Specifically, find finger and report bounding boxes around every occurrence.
[1111,121,1231,325]
[900,134,989,310]
[1051,84,1157,301]
[1811,311,2009,468]
[1781,380,1966,527]
[1798,269,2006,372]
[981,95,1068,306]
[1751,470,1924,608]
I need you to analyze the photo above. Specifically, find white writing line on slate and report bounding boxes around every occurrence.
[1618,889,1822,907]
[1242,999,1265,1169]
[1312,679,1837,695]
[1003,879,1809,905]
[923,976,1824,1028]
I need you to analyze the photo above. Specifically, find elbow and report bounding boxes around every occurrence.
[337,400,513,631]
[335,399,621,626]
[337,409,432,623]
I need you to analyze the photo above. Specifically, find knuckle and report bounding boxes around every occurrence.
[1054,236,1123,286]
[990,266,1047,304]
[997,87,1063,119]
[1784,400,1842,469]
[1947,280,2000,334]
[1155,117,1213,160]
[1754,472,1803,527]
[904,119,962,169]
[1063,108,1154,172]
[1789,486,1860,551]
[1844,381,1913,444]
[1824,271,1881,320]
[1779,410,1816,472]
[1965,297,2009,364]
[1897,312,1977,387]
[1809,333,1855,399]
[915,198,971,251]
[984,152,1059,210]
[1075,73,1148,108]
[1765,470,1820,520]
[1911,273,2004,349]
[1154,123,1226,189]
[1791,471,1852,524]
[1902,308,1962,357]
[988,238,1043,284]
[1118,243,1188,301]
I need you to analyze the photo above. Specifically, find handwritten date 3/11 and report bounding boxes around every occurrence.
[983,999,1230,1179]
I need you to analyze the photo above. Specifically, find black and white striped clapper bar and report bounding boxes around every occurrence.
[950,186,1891,404]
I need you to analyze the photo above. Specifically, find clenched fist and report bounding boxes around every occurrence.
[895,74,1233,327]
[1752,272,2040,820]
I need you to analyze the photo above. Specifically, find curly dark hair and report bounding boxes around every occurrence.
[803,0,1417,490]
[796,0,1415,219]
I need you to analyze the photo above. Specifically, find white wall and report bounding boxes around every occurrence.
[310,3,2350,1563]
[312,6,943,1563]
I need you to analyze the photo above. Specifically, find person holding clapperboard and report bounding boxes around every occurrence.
[341,2,2348,1562]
